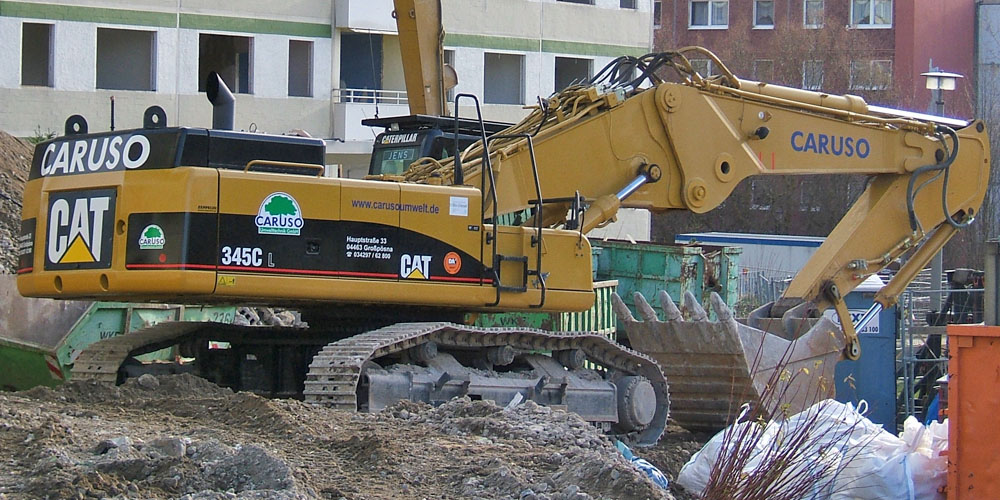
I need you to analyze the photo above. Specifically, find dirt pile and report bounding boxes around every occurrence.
[380,399,664,499]
[0,374,704,499]
[0,131,33,274]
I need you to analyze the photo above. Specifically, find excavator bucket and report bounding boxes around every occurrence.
[613,290,846,431]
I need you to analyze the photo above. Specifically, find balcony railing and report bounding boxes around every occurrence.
[332,88,408,105]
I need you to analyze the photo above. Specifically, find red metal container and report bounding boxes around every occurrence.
[946,325,1000,500]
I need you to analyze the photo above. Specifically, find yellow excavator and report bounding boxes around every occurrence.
[15,0,989,444]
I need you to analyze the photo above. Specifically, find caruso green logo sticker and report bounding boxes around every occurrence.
[256,192,304,236]
[138,224,165,250]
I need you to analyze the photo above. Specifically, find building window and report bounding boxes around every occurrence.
[690,0,728,29]
[690,58,713,76]
[555,57,592,91]
[97,28,155,91]
[802,60,823,90]
[752,59,774,81]
[199,34,253,94]
[288,40,313,97]
[21,23,53,87]
[754,1,774,28]
[620,0,637,8]
[340,33,383,97]
[484,52,524,104]
[654,0,663,28]
[804,0,824,28]
[558,0,594,4]
[849,60,892,90]
[851,0,891,28]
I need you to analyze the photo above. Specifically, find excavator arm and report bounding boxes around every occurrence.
[393,0,455,116]
[402,48,990,358]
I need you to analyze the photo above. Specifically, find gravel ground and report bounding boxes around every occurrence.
[0,375,707,500]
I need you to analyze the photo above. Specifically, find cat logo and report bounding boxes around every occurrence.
[400,254,431,280]
[45,189,116,270]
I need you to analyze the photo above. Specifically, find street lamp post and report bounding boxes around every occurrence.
[920,70,963,314]
[922,71,964,116]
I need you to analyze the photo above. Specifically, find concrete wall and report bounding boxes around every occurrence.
[441,0,649,123]
[0,86,331,137]
[334,101,408,142]
[0,18,23,88]
[589,208,651,242]
[443,0,650,49]
[335,0,395,32]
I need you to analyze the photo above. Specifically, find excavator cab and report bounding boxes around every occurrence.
[364,115,510,177]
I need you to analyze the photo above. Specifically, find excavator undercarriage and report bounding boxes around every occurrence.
[70,312,669,446]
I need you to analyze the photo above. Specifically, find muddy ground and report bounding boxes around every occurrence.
[0,375,709,500]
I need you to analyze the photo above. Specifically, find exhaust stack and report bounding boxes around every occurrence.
[206,71,235,130]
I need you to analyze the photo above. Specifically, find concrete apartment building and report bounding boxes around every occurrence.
[0,0,653,179]
[651,0,976,118]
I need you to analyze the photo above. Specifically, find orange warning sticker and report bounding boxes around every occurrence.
[443,252,462,275]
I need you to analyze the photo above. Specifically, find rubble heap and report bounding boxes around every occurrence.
[0,374,702,499]
[0,131,32,274]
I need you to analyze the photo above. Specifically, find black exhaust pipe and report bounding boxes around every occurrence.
[206,71,235,130]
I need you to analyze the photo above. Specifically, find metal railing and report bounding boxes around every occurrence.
[896,286,983,431]
[561,280,619,338]
[332,88,409,105]
[737,267,793,306]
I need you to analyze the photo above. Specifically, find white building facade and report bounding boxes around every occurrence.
[0,0,653,178]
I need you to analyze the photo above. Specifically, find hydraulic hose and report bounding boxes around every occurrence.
[906,125,968,233]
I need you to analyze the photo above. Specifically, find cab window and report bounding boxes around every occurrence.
[371,146,419,175]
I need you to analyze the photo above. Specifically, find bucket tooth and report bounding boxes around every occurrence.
[613,293,638,322]
[681,291,708,321]
[615,291,846,431]
[709,293,734,321]
[659,290,682,321]
[634,291,660,322]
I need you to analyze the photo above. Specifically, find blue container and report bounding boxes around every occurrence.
[832,275,898,431]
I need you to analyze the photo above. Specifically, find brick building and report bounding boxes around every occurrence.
[651,0,975,118]
[647,0,980,262]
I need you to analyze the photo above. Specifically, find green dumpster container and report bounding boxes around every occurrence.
[591,240,741,328]
[0,275,236,391]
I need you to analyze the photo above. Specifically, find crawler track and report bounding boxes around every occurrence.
[72,321,670,446]
[72,322,212,383]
